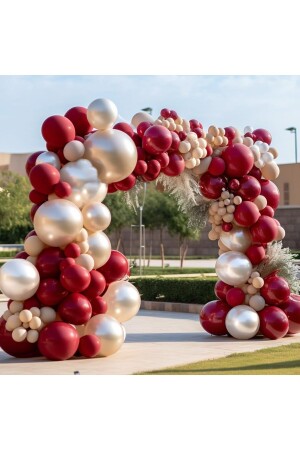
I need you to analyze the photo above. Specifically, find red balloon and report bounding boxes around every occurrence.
[134,160,148,175]
[170,110,178,120]
[59,257,76,272]
[260,180,280,209]
[36,247,64,278]
[146,159,161,176]
[91,296,108,315]
[237,175,261,201]
[78,335,101,358]
[65,106,92,137]
[137,121,153,137]
[208,157,226,176]
[29,163,60,195]
[228,179,240,191]
[15,251,29,259]
[260,275,290,306]
[199,172,227,200]
[222,222,233,232]
[56,147,69,165]
[260,205,274,217]
[142,125,172,154]
[248,166,262,180]
[41,115,76,148]
[214,280,233,301]
[98,250,129,283]
[29,189,48,205]
[193,127,205,138]
[132,133,142,147]
[64,243,81,258]
[23,296,41,309]
[178,131,187,141]
[250,216,278,243]
[161,152,185,177]
[226,288,245,307]
[75,135,85,143]
[30,204,40,222]
[0,317,40,358]
[253,128,272,145]
[222,144,254,178]
[107,184,118,193]
[114,174,136,191]
[206,145,213,156]
[281,295,300,334]
[258,306,289,339]
[170,131,180,151]
[25,151,44,176]
[38,322,79,361]
[200,300,231,335]
[245,245,266,265]
[25,230,37,239]
[36,278,69,306]
[82,270,106,299]
[113,122,134,138]
[58,293,92,325]
[54,181,72,198]
[137,147,147,160]
[155,152,170,169]
[234,201,260,227]
[161,108,171,118]
[224,127,236,141]
[189,119,200,129]
[60,265,91,293]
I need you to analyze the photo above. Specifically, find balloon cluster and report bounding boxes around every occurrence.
[0,99,141,361]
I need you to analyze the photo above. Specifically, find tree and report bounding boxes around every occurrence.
[0,171,32,243]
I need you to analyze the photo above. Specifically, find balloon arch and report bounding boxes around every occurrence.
[0,98,300,361]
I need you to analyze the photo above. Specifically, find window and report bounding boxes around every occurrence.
[283,182,290,205]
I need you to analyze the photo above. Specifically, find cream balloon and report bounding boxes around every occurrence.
[75,254,95,272]
[84,129,137,184]
[5,314,22,331]
[24,235,46,256]
[261,161,280,180]
[82,202,111,232]
[40,307,56,323]
[215,251,253,286]
[35,151,60,169]
[225,305,260,339]
[9,301,23,314]
[87,98,118,131]
[84,314,125,356]
[104,281,141,323]
[131,111,154,128]
[27,329,39,343]
[0,259,40,301]
[219,227,252,253]
[249,295,265,311]
[87,231,111,269]
[63,140,85,162]
[194,156,212,175]
[60,159,107,208]
[34,199,83,247]
[12,327,27,343]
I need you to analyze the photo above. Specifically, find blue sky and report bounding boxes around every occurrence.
[0,75,299,164]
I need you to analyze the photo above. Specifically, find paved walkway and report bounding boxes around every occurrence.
[1,301,300,375]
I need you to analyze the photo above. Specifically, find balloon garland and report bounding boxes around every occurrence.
[0,98,300,362]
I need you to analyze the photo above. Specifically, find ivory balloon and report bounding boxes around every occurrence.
[220,228,252,253]
[215,251,253,285]
[225,305,260,339]
[75,254,95,271]
[84,314,125,356]
[87,231,111,269]
[104,281,141,322]
[84,129,137,184]
[261,161,280,180]
[131,111,154,128]
[24,235,46,256]
[87,98,118,131]
[82,202,111,232]
[34,199,83,247]
[0,259,40,301]
[63,140,85,162]
[35,151,60,169]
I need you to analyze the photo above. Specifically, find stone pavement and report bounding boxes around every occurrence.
[1,300,300,375]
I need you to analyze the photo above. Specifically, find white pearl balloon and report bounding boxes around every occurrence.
[104,281,141,323]
[131,111,154,128]
[87,231,111,269]
[35,151,60,169]
[225,305,260,339]
[0,259,40,301]
[75,254,95,271]
[220,227,252,253]
[84,314,125,357]
[87,98,118,131]
[216,251,253,285]
[63,140,85,162]
[249,295,265,311]
[82,202,111,232]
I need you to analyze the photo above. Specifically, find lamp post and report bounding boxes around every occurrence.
[286,127,298,163]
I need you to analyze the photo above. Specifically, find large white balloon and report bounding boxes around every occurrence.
[87,231,111,269]
[220,227,252,253]
[34,199,83,247]
[0,259,40,301]
[87,98,118,131]
[84,314,125,356]
[82,202,111,232]
[215,251,253,285]
[104,281,141,322]
[225,305,260,339]
[84,129,137,184]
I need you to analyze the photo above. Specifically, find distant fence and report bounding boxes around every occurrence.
[0,244,23,252]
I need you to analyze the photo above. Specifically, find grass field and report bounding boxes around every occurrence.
[140,343,300,375]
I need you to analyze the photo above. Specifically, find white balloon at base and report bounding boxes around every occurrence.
[225,305,260,339]
[0,259,40,301]
[104,281,141,322]
[215,251,253,285]
[84,314,125,356]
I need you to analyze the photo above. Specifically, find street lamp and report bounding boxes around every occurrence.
[141,107,153,115]
[285,127,298,163]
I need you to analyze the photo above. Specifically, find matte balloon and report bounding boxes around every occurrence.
[65,106,92,136]
[60,265,91,293]
[0,259,40,301]
[87,231,111,269]
[38,321,79,360]
[220,227,252,253]
[113,122,134,138]
[82,270,106,299]
[82,202,111,232]
[260,180,280,209]
[215,251,253,286]
[245,244,266,265]
[258,306,289,339]
[226,288,245,307]
[29,163,60,195]
[91,296,108,315]
[84,314,125,356]
[199,300,231,335]
[34,199,83,247]
[104,281,141,322]
[225,305,260,339]
[87,98,118,131]
[253,128,272,144]
[41,115,76,148]
[237,175,261,201]
[26,151,44,176]
[36,278,69,306]
[78,335,101,358]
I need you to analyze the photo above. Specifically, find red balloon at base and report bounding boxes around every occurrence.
[258,306,289,340]
[281,295,300,334]
[38,322,79,361]
[78,335,101,358]
[0,318,40,358]
[200,300,231,335]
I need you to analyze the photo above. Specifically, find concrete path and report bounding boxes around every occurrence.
[1,301,300,375]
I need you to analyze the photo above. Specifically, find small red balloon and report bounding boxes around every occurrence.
[54,181,72,198]
[281,295,300,334]
[41,115,76,148]
[23,296,41,309]
[260,180,280,209]
[29,163,60,195]
[36,278,69,306]
[259,306,289,339]
[15,251,29,259]
[59,257,76,272]
[58,293,92,325]
[214,280,233,301]
[224,127,236,141]
[147,159,161,176]
[98,250,129,283]
[134,160,148,175]
[38,322,79,361]
[162,153,185,177]
[260,275,290,306]
[91,296,108,315]
[82,270,106,299]
[114,174,136,191]
[30,204,40,222]
[25,151,44,176]
[245,245,266,265]
[65,106,92,137]
[36,247,64,278]
[132,133,142,147]
[200,300,231,335]
[170,131,180,151]
[78,335,101,358]
[222,222,233,232]
[189,119,200,129]
[199,172,227,200]
[237,175,261,201]
[250,216,278,244]
[226,288,245,307]
[107,184,118,193]
[113,122,134,138]
[142,125,172,154]
[29,189,48,205]
[248,166,262,180]
[161,108,171,118]
[260,205,274,217]
[208,157,226,176]
[60,265,91,293]
[56,147,69,165]
[253,128,272,145]
[64,243,81,258]
[137,121,153,137]
[234,201,260,227]
[222,144,254,178]
[170,110,178,120]
[155,152,169,169]
[193,127,205,138]
[228,179,240,191]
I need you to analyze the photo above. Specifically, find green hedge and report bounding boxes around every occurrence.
[131,277,217,304]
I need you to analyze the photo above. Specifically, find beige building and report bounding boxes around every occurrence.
[0,153,30,176]
[274,163,300,206]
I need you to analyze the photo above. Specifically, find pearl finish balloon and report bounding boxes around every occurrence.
[35,151,61,169]
[84,314,125,357]
[131,111,154,128]
[215,251,253,286]
[87,231,111,269]
[225,305,260,339]
[34,199,83,247]
[82,202,111,232]
[60,159,107,208]
[104,281,141,322]
[220,227,252,253]
[0,259,40,301]
[84,129,137,184]
[87,98,118,131]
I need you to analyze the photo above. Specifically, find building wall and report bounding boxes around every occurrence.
[274,163,300,206]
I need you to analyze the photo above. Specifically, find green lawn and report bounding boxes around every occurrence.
[130,267,215,276]
[139,343,300,375]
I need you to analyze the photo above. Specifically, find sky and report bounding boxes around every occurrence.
[0,75,299,165]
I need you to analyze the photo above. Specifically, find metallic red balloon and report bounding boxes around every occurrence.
[237,175,261,201]
[38,322,79,361]
[98,250,129,284]
[208,157,226,176]
[142,125,172,154]
[60,265,91,293]
[214,280,233,301]
[91,296,108,315]
[260,205,274,217]
[250,216,278,243]
[245,244,266,265]
[253,128,272,145]
[200,300,231,335]
[41,115,76,147]
[222,144,254,178]
[113,122,134,138]
[199,172,227,199]
[82,270,106,299]
[234,201,260,227]
[137,121,153,137]
[258,306,289,339]
[162,153,185,177]
[155,152,170,169]
[226,288,245,307]
[260,180,280,209]
[25,151,44,176]
[65,106,92,137]
[280,295,300,334]
[224,127,236,141]
[54,181,72,198]
[58,293,92,325]
[0,317,40,358]
[36,247,64,278]
[78,335,101,358]
[114,174,136,191]
[36,278,69,306]
[29,189,48,205]
[170,131,180,151]
[134,160,148,175]
[260,275,290,306]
